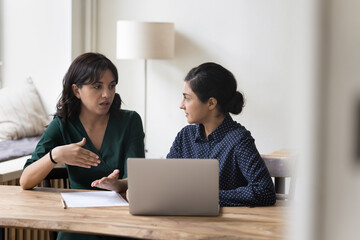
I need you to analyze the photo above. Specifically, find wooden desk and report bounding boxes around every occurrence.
[0,185,290,240]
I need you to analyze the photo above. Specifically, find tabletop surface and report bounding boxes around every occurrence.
[0,185,291,240]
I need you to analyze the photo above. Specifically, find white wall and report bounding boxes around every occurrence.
[0,0,72,115]
[96,0,296,158]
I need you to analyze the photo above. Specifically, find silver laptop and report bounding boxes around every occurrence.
[127,158,219,216]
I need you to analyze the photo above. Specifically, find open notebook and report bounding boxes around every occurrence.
[61,191,128,208]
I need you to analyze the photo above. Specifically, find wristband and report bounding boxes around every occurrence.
[49,149,57,164]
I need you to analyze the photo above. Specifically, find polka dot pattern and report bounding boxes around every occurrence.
[167,115,276,207]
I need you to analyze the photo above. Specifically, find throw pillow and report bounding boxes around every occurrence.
[0,77,50,140]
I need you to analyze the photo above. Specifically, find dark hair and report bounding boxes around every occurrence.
[184,62,244,115]
[55,52,122,122]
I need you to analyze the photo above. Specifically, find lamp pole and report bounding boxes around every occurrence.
[144,59,148,153]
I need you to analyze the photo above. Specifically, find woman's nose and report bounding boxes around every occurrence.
[102,89,110,98]
[180,99,185,109]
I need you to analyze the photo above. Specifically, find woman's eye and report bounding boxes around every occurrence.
[110,84,116,89]
[94,85,101,89]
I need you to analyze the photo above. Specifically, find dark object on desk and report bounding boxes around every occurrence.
[262,149,297,200]
[0,136,41,162]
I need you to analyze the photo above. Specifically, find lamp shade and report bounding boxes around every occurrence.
[116,21,175,59]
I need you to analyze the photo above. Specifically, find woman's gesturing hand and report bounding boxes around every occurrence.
[91,169,127,193]
[52,137,100,168]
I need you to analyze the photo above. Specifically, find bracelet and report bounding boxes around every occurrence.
[49,149,57,164]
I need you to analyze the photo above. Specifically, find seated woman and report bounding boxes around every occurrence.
[20,52,145,240]
[93,62,276,207]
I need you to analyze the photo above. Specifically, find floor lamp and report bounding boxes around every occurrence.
[116,21,175,153]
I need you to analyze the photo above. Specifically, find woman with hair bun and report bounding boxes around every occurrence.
[167,62,276,207]
[94,62,276,207]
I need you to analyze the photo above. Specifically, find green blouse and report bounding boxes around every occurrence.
[24,110,144,240]
[24,109,145,190]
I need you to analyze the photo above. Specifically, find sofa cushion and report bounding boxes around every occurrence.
[0,136,41,162]
[0,77,50,140]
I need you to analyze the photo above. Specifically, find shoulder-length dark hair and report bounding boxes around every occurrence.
[184,62,245,115]
[55,52,122,122]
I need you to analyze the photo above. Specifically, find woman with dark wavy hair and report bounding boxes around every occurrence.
[20,52,144,240]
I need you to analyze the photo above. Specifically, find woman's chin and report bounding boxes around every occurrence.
[186,118,194,124]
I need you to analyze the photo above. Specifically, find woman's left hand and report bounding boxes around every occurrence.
[91,169,127,193]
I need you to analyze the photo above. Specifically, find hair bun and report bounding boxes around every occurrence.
[227,91,244,114]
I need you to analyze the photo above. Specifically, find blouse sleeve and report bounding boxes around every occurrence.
[23,117,63,170]
[122,111,145,178]
[166,130,183,159]
[219,139,276,206]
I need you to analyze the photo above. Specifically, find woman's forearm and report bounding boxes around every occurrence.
[19,152,56,190]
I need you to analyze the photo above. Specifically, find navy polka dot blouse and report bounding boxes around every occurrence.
[167,114,276,207]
